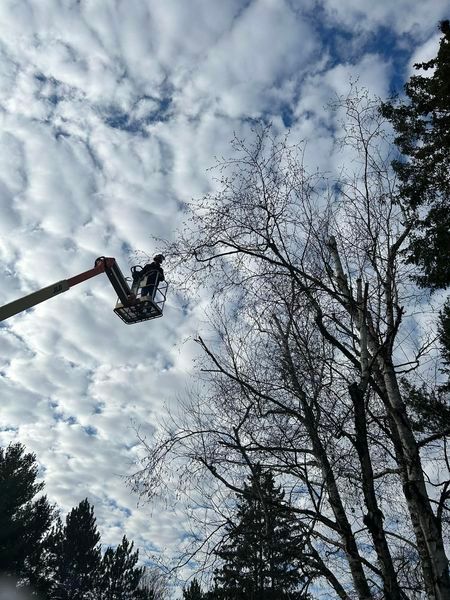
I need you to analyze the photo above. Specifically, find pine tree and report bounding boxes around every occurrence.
[439,299,450,370]
[0,443,54,586]
[183,578,205,600]
[381,20,450,289]
[213,467,309,600]
[0,447,149,599]
[50,498,102,599]
[97,535,144,599]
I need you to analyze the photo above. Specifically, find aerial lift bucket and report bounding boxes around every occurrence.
[113,274,168,325]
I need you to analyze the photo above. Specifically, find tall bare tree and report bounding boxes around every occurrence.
[132,90,450,599]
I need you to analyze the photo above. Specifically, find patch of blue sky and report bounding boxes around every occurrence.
[83,425,97,436]
[105,497,132,518]
[34,72,79,106]
[141,542,161,556]
[93,403,104,415]
[52,412,66,425]
[361,26,417,94]
[104,96,173,134]
[0,425,18,433]
[162,359,174,371]
[34,72,47,84]
[179,302,191,317]
[280,103,295,128]
[121,241,134,258]
[302,8,418,94]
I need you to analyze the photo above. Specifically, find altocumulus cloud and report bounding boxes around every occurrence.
[0,0,447,586]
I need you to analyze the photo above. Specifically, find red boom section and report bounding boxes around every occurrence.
[67,257,131,304]
[67,257,115,287]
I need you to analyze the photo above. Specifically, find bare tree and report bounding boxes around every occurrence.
[132,90,450,599]
[137,566,171,600]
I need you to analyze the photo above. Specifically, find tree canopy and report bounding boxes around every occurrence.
[182,579,205,600]
[0,443,54,586]
[133,82,450,599]
[381,20,450,288]
[49,498,102,599]
[0,444,151,599]
[98,535,145,600]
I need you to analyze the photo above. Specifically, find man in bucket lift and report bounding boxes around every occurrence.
[131,254,165,303]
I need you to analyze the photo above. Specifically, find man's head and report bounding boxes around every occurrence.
[153,254,165,264]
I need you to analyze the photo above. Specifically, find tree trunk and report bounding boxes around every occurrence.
[307,409,373,600]
[328,237,450,599]
[349,382,404,600]
[280,329,373,599]
[378,361,450,600]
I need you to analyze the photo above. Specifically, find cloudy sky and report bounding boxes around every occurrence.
[0,0,447,589]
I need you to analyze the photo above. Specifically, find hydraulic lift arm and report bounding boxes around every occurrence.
[0,257,132,323]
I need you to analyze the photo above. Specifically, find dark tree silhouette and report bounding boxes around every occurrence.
[439,299,450,373]
[0,443,54,587]
[0,444,150,599]
[98,535,144,599]
[50,498,102,599]
[183,578,205,600]
[381,20,450,288]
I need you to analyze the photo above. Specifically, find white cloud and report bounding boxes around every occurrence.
[318,0,449,37]
[408,31,442,75]
[175,0,319,120]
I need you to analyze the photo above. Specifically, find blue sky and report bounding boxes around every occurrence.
[0,0,447,591]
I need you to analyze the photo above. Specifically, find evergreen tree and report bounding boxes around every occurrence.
[213,467,309,600]
[0,445,149,599]
[437,297,450,392]
[439,298,450,370]
[97,535,144,599]
[381,20,450,288]
[50,498,102,599]
[182,578,205,600]
[0,443,54,586]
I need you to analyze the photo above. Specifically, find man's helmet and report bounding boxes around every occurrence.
[153,254,165,263]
